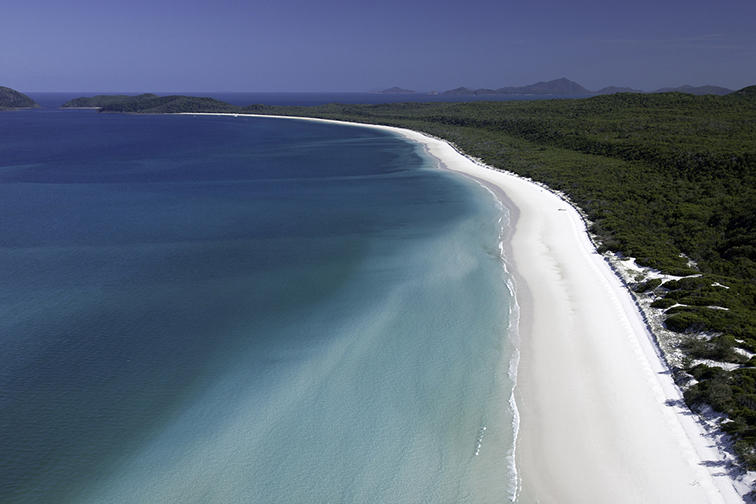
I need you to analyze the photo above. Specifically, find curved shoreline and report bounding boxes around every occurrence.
[183,113,745,502]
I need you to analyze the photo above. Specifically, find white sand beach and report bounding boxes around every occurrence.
[188,113,745,502]
[402,128,745,503]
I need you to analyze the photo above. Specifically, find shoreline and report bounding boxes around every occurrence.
[183,113,746,502]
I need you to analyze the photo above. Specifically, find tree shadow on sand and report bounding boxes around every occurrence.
[664,398,695,415]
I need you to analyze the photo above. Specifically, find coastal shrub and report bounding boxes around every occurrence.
[665,311,707,332]
[688,364,724,381]
[736,394,756,413]
[685,367,733,411]
[651,298,676,309]
[740,339,756,353]
[676,276,714,290]
[664,304,750,338]
[682,334,739,362]
[662,290,686,301]
[707,381,735,412]
[633,278,662,293]
[721,420,742,435]
[684,365,756,468]
[664,305,697,315]
[661,279,680,290]
[663,267,701,277]
[734,441,756,470]
[678,296,727,307]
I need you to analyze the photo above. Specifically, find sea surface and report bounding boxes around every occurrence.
[0,107,518,502]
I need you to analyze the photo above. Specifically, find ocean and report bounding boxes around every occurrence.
[0,106,518,502]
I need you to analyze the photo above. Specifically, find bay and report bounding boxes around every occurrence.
[0,109,517,503]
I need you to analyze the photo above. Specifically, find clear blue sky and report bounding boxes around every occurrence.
[3,0,755,92]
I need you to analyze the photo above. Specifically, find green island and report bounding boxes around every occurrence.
[62,93,237,112]
[0,86,38,110]
[65,89,756,467]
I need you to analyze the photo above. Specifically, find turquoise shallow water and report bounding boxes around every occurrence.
[0,110,517,503]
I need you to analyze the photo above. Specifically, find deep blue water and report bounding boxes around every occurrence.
[0,108,517,503]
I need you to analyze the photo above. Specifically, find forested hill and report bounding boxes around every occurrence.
[652,84,734,95]
[63,94,155,108]
[62,93,237,113]
[0,86,38,110]
[733,85,756,97]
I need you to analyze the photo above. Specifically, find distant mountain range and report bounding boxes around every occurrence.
[378,87,416,94]
[594,86,644,95]
[381,78,734,97]
[441,78,592,96]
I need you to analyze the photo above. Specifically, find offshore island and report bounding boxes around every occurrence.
[0,86,38,110]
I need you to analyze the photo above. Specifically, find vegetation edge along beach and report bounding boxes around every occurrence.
[59,89,756,471]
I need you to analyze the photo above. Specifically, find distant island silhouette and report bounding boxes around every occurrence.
[381,78,733,97]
